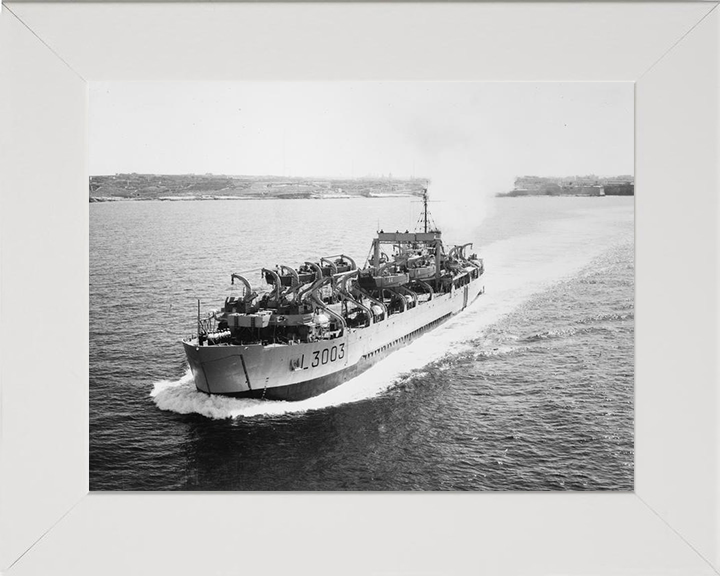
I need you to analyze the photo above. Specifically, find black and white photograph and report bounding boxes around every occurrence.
[89,81,634,491]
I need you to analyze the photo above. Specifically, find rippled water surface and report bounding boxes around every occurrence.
[90,196,634,490]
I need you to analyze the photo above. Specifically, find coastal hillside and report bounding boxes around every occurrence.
[498,175,634,197]
[89,174,427,201]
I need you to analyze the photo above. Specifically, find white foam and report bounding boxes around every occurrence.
[151,205,632,419]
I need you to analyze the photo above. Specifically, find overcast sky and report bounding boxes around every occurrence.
[90,82,633,194]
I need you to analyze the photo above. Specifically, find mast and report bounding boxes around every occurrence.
[423,188,428,233]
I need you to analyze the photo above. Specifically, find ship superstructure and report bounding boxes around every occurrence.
[182,189,484,400]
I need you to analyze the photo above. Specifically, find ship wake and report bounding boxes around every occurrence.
[151,207,632,419]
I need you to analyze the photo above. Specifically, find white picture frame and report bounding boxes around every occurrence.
[1,2,718,575]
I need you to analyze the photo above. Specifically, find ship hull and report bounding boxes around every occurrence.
[183,276,483,400]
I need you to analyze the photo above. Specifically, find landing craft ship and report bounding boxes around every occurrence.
[182,191,484,401]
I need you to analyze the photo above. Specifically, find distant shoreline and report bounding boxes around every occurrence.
[89,173,427,203]
[497,175,634,197]
[495,193,633,198]
[89,194,416,203]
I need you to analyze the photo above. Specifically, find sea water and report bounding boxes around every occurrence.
[90,195,633,490]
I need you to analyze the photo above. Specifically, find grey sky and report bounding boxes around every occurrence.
[90,82,633,194]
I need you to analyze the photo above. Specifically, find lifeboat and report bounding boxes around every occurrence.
[358,270,409,290]
[408,263,436,280]
[374,273,409,288]
[266,265,315,287]
[320,254,356,277]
